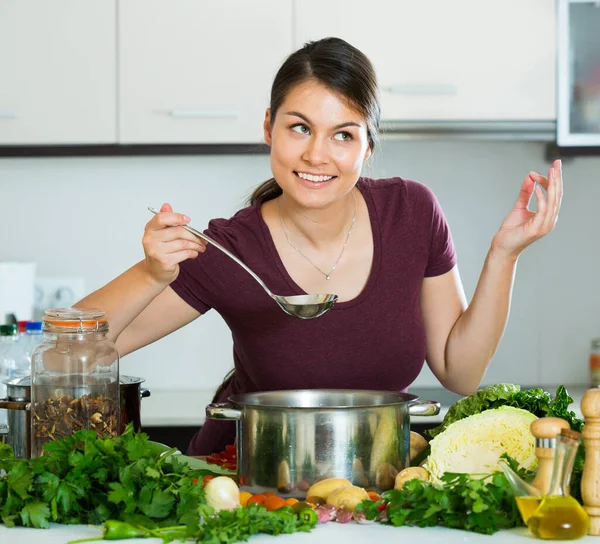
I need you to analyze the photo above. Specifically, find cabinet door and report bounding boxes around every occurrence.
[0,0,116,145]
[294,0,556,121]
[119,0,293,144]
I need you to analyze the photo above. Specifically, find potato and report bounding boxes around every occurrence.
[409,431,429,461]
[394,466,430,490]
[375,462,398,491]
[305,478,352,500]
[326,485,370,511]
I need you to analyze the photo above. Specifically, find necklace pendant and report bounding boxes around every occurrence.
[326,275,331,280]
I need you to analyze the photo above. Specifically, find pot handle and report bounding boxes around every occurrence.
[206,402,242,420]
[140,389,151,398]
[408,399,440,417]
[0,399,30,411]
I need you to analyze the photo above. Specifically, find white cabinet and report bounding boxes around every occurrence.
[294,0,556,121]
[0,0,116,145]
[118,0,293,144]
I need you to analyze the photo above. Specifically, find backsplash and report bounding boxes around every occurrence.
[1,140,599,395]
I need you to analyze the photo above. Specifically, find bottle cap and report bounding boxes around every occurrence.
[17,320,30,333]
[25,321,43,332]
[0,324,17,336]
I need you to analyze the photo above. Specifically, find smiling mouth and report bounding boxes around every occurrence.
[294,171,338,184]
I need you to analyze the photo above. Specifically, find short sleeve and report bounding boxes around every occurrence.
[424,190,457,277]
[169,259,212,315]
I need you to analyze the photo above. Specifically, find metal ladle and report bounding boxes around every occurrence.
[148,207,337,319]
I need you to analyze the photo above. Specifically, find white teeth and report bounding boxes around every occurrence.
[297,172,334,183]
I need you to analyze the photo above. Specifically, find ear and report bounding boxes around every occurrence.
[363,143,372,161]
[263,108,273,147]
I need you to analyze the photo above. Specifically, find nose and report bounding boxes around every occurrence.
[301,135,330,166]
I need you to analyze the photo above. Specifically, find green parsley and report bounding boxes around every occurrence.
[0,426,317,542]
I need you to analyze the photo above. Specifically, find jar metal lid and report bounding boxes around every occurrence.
[43,308,108,332]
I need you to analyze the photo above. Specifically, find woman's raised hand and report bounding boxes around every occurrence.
[142,203,207,285]
[491,159,563,260]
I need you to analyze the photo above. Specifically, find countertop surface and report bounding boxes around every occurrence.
[1,521,597,544]
[140,385,590,427]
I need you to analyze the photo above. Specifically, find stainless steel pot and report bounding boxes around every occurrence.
[0,375,150,458]
[206,389,440,497]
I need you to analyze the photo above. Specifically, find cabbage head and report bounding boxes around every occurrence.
[423,406,537,480]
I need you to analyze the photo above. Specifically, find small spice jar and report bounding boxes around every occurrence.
[30,308,120,457]
[590,338,600,388]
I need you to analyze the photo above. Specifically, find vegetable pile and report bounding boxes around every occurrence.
[355,384,585,535]
[356,455,529,535]
[0,425,317,542]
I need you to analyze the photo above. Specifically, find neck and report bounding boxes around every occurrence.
[278,189,357,250]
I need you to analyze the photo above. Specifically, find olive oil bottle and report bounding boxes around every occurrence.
[515,496,543,523]
[527,429,590,540]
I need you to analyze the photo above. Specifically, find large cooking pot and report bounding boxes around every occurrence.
[206,389,440,497]
[0,375,150,458]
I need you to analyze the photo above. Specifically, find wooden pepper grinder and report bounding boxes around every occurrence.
[581,387,600,535]
[530,417,571,494]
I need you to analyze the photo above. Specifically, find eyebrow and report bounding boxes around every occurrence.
[284,111,362,130]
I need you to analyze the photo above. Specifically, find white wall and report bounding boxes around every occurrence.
[1,140,599,394]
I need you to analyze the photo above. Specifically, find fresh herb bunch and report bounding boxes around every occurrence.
[0,425,207,528]
[71,504,316,544]
[357,455,530,535]
[0,426,317,543]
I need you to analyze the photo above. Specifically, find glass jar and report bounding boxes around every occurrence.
[590,338,600,387]
[30,308,120,457]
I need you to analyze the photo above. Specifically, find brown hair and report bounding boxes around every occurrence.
[249,37,381,205]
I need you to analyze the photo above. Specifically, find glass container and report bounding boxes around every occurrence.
[30,308,119,457]
[527,429,590,540]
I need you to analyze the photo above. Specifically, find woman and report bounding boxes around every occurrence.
[76,37,562,455]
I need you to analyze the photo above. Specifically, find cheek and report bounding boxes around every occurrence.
[333,144,366,172]
[271,131,302,167]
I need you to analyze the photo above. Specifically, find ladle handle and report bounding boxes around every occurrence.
[148,207,275,298]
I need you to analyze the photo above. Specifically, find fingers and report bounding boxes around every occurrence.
[530,159,562,237]
[514,173,536,209]
[143,204,207,259]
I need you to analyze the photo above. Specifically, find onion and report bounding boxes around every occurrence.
[204,476,240,512]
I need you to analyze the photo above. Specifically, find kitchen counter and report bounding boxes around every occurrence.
[2,521,598,544]
[141,385,590,427]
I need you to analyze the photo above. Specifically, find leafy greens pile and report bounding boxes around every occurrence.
[386,384,586,534]
[0,425,316,543]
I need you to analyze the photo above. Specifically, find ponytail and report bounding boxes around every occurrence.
[247,178,283,206]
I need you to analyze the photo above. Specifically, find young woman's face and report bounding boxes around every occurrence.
[264,80,372,210]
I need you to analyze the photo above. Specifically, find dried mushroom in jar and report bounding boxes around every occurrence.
[33,393,118,445]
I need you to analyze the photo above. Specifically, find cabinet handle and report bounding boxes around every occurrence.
[0,111,16,119]
[384,85,457,96]
[168,110,239,119]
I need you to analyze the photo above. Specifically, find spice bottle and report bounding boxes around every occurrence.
[526,429,590,540]
[590,339,600,387]
[30,308,120,457]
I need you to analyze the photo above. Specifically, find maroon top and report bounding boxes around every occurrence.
[170,177,456,455]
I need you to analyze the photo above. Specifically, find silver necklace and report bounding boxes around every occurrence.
[278,190,357,280]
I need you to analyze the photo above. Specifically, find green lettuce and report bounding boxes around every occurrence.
[426,384,582,438]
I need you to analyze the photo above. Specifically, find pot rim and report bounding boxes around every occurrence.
[2,374,146,388]
[227,388,420,410]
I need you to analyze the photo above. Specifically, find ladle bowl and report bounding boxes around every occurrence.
[148,207,338,320]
